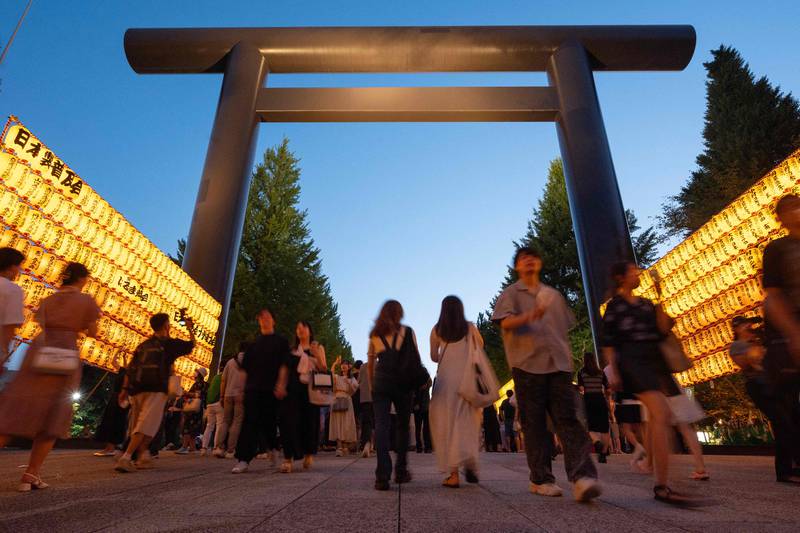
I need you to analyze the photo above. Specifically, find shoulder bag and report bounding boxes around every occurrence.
[308,371,334,406]
[457,327,500,408]
[31,294,81,375]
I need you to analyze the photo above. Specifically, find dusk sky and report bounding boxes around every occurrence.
[2,0,799,370]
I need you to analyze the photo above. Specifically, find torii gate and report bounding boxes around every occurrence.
[124,25,695,371]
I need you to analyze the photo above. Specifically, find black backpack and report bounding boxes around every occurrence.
[127,337,168,394]
[374,326,430,393]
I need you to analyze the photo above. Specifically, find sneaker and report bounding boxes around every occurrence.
[573,477,602,502]
[394,470,412,484]
[231,461,249,474]
[335,448,343,457]
[225,451,235,459]
[374,479,390,491]
[175,448,190,455]
[530,482,563,497]
[93,450,116,457]
[115,457,136,473]
[212,448,226,459]
[280,460,293,473]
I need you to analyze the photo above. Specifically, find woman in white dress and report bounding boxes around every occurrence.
[429,295,483,488]
[329,357,358,456]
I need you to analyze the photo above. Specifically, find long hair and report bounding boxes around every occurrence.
[370,300,403,338]
[294,320,316,349]
[435,295,469,343]
[582,352,601,376]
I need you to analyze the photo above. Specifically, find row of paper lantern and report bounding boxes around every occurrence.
[0,148,220,319]
[11,268,212,369]
[0,183,218,348]
[675,349,739,387]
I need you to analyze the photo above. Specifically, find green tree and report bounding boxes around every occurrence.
[662,45,800,237]
[479,158,658,381]
[168,238,186,266]
[218,139,351,363]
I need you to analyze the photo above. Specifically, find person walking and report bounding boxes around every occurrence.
[413,383,432,454]
[368,300,424,491]
[116,312,196,472]
[0,248,25,378]
[232,308,290,474]
[201,370,224,456]
[278,320,327,473]
[483,405,502,452]
[215,344,247,458]
[578,352,611,464]
[0,262,101,491]
[329,357,358,456]
[602,260,695,505]
[761,194,800,484]
[93,367,130,456]
[175,368,207,454]
[499,390,517,452]
[357,353,375,457]
[429,295,483,488]
[492,247,601,502]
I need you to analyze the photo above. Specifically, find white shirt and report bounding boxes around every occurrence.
[0,276,25,359]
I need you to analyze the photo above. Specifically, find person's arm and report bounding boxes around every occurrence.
[654,303,675,335]
[274,364,288,399]
[118,372,130,405]
[367,339,376,389]
[219,363,228,407]
[430,328,442,363]
[500,308,544,331]
[311,342,328,371]
[469,322,485,347]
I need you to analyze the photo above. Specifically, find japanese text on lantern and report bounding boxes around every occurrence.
[0,116,221,382]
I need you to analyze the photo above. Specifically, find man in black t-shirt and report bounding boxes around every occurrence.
[500,390,517,452]
[116,313,195,473]
[762,193,800,483]
[232,308,291,474]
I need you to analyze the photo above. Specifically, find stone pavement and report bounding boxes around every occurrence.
[0,449,797,532]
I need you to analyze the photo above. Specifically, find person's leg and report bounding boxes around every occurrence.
[228,398,245,452]
[219,399,233,450]
[770,383,800,480]
[421,409,432,452]
[394,391,412,477]
[280,395,300,461]
[373,395,392,482]
[305,404,320,456]
[512,368,554,485]
[24,436,56,478]
[414,409,423,452]
[677,423,707,474]
[360,402,373,449]
[546,372,597,482]
[236,392,261,463]
[636,391,672,487]
[202,404,218,450]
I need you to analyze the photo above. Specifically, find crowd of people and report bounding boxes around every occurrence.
[0,194,799,504]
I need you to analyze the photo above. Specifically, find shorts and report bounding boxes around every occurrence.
[129,392,168,437]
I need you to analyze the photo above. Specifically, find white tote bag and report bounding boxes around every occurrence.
[458,328,500,408]
[667,392,705,424]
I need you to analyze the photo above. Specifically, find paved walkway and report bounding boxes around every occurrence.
[0,449,797,532]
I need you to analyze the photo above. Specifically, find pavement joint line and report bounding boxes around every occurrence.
[474,479,548,532]
[247,457,360,532]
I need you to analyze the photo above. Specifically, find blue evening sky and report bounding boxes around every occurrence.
[2,1,799,368]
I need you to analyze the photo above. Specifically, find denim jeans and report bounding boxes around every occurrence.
[373,388,412,481]
[512,368,597,484]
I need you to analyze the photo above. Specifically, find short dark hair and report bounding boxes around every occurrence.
[507,389,514,397]
[513,246,541,266]
[256,307,275,320]
[776,193,800,219]
[61,262,89,286]
[150,313,170,332]
[0,247,25,271]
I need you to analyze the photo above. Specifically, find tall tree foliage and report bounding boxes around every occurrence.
[478,158,658,380]
[206,139,351,362]
[662,45,800,236]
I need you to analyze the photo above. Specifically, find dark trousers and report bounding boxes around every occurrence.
[280,388,320,460]
[512,368,597,484]
[360,402,374,448]
[236,390,278,463]
[414,408,431,451]
[373,388,412,482]
[504,421,517,452]
[749,377,800,480]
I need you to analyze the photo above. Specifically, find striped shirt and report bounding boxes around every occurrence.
[578,370,607,395]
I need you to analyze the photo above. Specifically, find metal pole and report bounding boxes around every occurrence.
[182,41,267,373]
[547,41,636,352]
[0,0,34,66]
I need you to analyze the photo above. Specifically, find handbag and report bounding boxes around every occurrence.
[457,327,500,409]
[667,392,705,424]
[659,332,693,373]
[332,396,349,412]
[31,295,80,375]
[308,371,334,406]
[296,349,313,384]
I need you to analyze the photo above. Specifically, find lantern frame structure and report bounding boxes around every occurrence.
[124,25,697,370]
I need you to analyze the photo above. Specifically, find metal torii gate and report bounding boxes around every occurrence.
[124,26,696,371]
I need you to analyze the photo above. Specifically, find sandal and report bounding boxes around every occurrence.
[653,485,699,507]
[18,473,49,492]
[690,470,710,481]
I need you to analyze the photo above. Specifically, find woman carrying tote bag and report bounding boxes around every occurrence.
[0,262,100,492]
[429,295,485,488]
